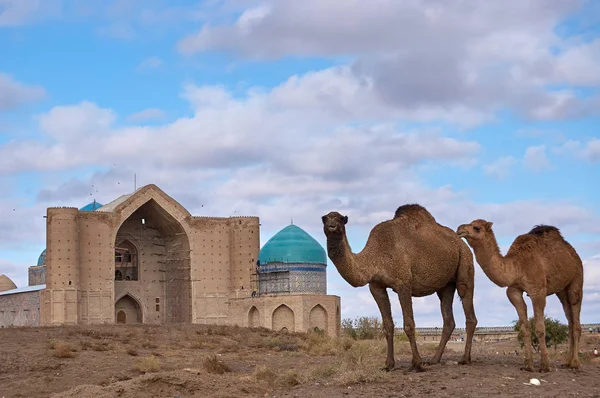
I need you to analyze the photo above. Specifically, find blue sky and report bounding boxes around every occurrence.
[1,0,599,328]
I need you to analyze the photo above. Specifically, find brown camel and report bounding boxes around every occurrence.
[456,220,584,372]
[322,204,478,371]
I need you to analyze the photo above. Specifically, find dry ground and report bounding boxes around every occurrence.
[0,324,599,398]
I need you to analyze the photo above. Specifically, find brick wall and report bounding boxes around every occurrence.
[28,266,46,286]
[0,291,41,327]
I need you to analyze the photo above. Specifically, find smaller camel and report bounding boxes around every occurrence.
[457,220,584,372]
[322,205,478,372]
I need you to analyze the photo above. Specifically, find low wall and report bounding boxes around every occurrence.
[0,290,41,327]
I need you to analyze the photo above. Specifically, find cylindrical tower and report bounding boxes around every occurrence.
[46,207,80,289]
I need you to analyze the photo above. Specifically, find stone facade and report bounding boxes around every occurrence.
[0,289,42,327]
[28,266,46,286]
[0,183,341,337]
[228,294,341,337]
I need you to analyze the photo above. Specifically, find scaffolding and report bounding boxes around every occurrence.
[250,262,292,297]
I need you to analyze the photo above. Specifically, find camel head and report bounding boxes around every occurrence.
[456,219,494,242]
[321,211,348,237]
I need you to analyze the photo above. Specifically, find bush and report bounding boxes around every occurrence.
[341,316,384,340]
[53,343,74,358]
[134,356,161,373]
[513,316,569,351]
[203,354,231,374]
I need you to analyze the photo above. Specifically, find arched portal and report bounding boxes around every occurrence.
[248,306,260,328]
[113,198,191,324]
[309,304,328,332]
[272,304,295,332]
[115,294,142,324]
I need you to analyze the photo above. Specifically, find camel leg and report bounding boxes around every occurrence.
[457,283,477,365]
[531,295,550,372]
[430,283,456,364]
[556,290,574,367]
[369,282,395,371]
[397,289,424,372]
[567,281,583,369]
[456,249,477,365]
[506,286,534,371]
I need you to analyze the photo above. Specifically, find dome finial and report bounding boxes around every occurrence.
[291,217,293,225]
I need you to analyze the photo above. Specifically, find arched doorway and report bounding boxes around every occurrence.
[113,198,191,324]
[115,294,142,324]
[248,306,260,328]
[272,304,295,332]
[309,304,328,332]
[116,310,126,324]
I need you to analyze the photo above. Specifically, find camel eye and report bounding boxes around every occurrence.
[473,226,481,232]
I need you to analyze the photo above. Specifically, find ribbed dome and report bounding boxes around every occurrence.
[79,201,103,211]
[0,274,17,292]
[259,224,327,265]
[37,249,46,266]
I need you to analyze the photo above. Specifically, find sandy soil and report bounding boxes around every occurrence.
[0,324,598,398]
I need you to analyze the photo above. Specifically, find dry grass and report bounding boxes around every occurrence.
[202,354,231,374]
[127,348,138,356]
[53,343,74,358]
[134,356,161,373]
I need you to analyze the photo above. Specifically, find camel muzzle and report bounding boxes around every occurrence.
[456,225,468,238]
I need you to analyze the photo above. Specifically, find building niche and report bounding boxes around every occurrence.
[114,240,138,281]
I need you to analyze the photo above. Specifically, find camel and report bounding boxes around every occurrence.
[456,220,584,372]
[322,204,478,371]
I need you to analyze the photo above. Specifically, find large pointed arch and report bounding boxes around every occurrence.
[272,304,295,332]
[106,188,192,324]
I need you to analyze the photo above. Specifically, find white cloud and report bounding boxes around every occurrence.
[127,108,166,122]
[136,56,163,70]
[95,22,135,39]
[483,156,517,180]
[176,0,599,123]
[582,138,600,162]
[523,145,552,172]
[0,0,61,26]
[37,101,116,140]
[0,73,46,111]
[555,39,600,86]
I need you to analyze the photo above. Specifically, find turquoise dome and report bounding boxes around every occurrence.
[79,201,103,211]
[37,249,46,266]
[259,224,327,265]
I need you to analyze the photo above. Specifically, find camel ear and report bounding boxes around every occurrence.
[342,215,348,225]
[321,215,327,224]
[485,221,493,231]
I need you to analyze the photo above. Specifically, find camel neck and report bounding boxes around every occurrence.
[326,234,369,288]
[469,231,517,288]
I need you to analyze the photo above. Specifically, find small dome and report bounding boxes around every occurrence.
[259,224,327,265]
[79,201,103,211]
[0,274,17,292]
[37,249,46,266]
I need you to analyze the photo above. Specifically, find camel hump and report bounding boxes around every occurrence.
[393,204,436,223]
[528,224,562,237]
